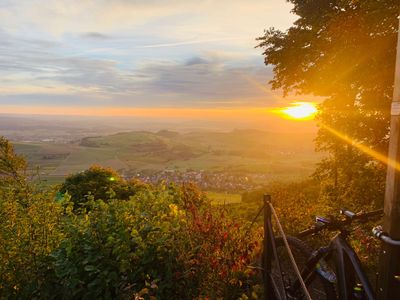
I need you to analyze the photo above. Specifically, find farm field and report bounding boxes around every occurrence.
[206,191,242,205]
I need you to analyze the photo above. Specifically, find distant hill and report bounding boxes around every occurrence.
[13,129,322,182]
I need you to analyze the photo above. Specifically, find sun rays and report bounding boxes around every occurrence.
[273,102,318,121]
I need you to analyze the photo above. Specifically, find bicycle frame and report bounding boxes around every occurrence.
[289,232,376,300]
[262,197,377,300]
[331,233,376,299]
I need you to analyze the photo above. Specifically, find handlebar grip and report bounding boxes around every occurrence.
[372,226,400,246]
[372,225,384,238]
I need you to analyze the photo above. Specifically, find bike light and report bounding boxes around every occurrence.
[340,209,356,219]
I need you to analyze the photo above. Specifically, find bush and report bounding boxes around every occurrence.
[0,139,262,299]
[0,188,64,297]
[1,171,262,299]
[47,184,262,299]
[59,165,148,210]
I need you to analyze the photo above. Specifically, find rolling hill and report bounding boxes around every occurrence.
[13,129,322,183]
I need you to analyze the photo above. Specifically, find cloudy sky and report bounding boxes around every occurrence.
[0,0,301,117]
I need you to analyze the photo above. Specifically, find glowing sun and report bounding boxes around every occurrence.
[277,102,318,120]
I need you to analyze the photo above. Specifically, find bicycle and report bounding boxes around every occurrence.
[266,205,384,300]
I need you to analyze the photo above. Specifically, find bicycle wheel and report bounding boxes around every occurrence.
[270,236,336,300]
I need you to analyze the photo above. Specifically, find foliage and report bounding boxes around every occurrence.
[238,179,380,271]
[1,138,262,299]
[239,180,331,234]
[257,0,399,208]
[0,189,64,298]
[0,136,27,183]
[0,137,28,204]
[59,165,148,210]
[50,193,182,299]
[169,187,262,299]
[0,134,386,298]
[11,185,260,299]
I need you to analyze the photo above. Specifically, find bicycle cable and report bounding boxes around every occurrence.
[269,203,312,300]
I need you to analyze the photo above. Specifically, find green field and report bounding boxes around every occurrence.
[206,191,242,205]
[13,129,322,183]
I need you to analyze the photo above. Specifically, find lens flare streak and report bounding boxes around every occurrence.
[322,124,400,171]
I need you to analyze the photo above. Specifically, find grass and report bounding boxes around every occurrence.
[206,191,242,205]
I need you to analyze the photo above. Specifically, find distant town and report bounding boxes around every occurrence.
[125,169,270,192]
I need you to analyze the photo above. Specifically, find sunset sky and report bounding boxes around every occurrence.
[0,0,312,119]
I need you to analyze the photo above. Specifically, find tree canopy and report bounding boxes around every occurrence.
[257,0,399,207]
[59,165,147,209]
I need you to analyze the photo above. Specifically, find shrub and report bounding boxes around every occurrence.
[0,188,64,297]
[59,166,148,210]
[32,184,262,299]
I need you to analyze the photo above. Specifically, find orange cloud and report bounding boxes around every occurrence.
[1,105,272,119]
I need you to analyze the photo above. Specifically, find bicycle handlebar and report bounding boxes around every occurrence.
[372,226,400,246]
[297,209,383,238]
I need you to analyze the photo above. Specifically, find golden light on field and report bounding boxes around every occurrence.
[276,102,318,120]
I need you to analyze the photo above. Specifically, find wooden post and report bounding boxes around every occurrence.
[263,194,275,300]
[378,18,400,300]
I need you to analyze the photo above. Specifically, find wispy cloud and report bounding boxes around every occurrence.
[81,32,111,40]
[0,0,297,113]
[136,37,249,49]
